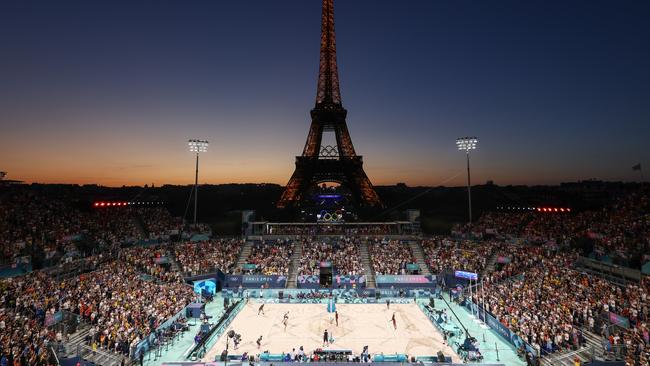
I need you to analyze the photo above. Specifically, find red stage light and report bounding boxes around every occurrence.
[100,202,105,206]
[554,208,558,212]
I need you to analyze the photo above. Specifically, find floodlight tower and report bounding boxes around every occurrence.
[188,139,208,226]
[456,137,478,224]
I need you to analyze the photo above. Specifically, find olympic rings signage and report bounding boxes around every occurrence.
[316,210,344,222]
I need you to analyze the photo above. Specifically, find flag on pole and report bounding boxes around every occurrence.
[633,163,642,171]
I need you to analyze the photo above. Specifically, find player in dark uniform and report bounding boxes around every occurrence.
[256,335,263,349]
[323,329,329,346]
[391,313,396,330]
[258,303,265,315]
[335,311,339,327]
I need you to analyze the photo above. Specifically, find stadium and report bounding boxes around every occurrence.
[0,0,648,366]
[1,182,648,366]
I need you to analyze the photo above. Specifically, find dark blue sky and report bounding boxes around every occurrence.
[0,0,648,186]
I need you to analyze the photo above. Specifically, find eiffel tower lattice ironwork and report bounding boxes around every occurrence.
[277,0,381,208]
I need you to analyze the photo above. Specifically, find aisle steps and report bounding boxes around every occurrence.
[359,241,376,288]
[235,241,253,272]
[286,241,303,288]
[408,240,431,275]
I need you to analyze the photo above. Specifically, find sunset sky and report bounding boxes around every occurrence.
[0,0,648,187]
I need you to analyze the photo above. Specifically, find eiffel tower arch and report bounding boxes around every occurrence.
[277,0,381,208]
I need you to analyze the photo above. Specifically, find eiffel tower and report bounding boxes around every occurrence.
[277,0,381,208]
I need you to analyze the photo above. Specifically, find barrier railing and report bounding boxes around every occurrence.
[50,346,60,366]
[134,303,192,359]
[78,344,125,366]
[576,256,641,283]
[188,299,246,360]
[540,346,596,365]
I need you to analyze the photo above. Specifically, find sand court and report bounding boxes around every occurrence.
[203,301,460,362]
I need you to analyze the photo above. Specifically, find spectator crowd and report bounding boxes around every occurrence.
[243,240,293,275]
[175,239,243,276]
[369,239,416,275]
[297,237,364,276]
[0,184,648,365]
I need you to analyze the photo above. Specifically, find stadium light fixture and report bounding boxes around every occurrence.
[456,137,478,225]
[189,139,208,153]
[456,137,477,152]
[188,139,209,226]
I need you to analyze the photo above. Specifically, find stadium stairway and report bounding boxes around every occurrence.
[407,240,431,275]
[78,344,130,366]
[132,212,148,238]
[168,247,182,273]
[63,324,134,366]
[359,240,376,288]
[235,241,253,272]
[286,241,303,288]
[62,324,91,358]
[481,252,498,279]
[539,329,605,366]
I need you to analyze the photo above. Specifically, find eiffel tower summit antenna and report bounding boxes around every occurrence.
[277,0,381,208]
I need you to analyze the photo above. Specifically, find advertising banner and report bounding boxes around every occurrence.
[357,288,376,298]
[193,279,217,295]
[333,274,365,288]
[224,275,287,288]
[297,275,320,289]
[296,274,366,289]
[375,275,436,288]
[454,270,478,281]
